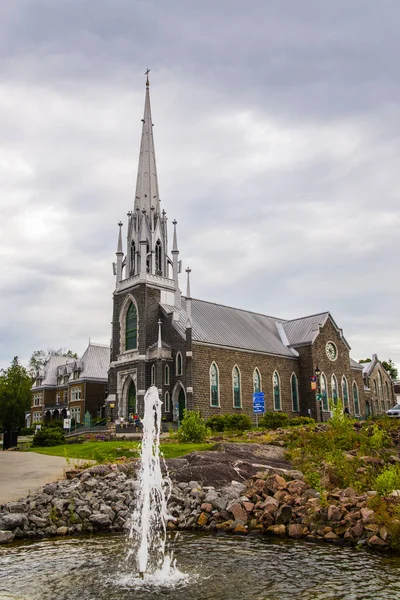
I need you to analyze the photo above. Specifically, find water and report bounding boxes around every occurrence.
[125,386,183,583]
[1,532,400,599]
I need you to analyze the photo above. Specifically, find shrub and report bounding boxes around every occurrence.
[206,413,252,432]
[288,416,315,427]
[45,420,64,430]
[32,427,65,447]
[259,411,289,430]
[375,465,400,497]
[177,410,209,443]
[20,426,35,435]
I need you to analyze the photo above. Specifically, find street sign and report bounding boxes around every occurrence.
[316,394,322,401]
[63,418,71,429]
[253,392,265,414]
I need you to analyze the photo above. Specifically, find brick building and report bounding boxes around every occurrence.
[31,343,109,425]
[107,76,393,423]
[361,355,396,416]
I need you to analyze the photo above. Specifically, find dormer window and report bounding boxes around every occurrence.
[57,376,62,386]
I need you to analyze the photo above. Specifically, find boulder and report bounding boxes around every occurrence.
[287,480,309,496]
[267,524,286,536]
[0,513,28,530]
[265,474,287,494]
[0,530,15,544]
[368,535,387,547]
[88,513,111,527]
[228,502,248,523]
[197,512,209,527]
[276,505,293,525]
[288,524,308,539]
[327,505,342,522]
[324,531,340,542]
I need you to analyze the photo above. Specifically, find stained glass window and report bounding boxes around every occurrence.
[321,374,328,411]
[126,303,138,350]
[342,376,349,411]
[291,373,299,412]
[253,368,261,393]
[233,367,241,408]
[273,371,281,411]
[353,382,360,416]
[331,375,338,406]
[210,363,219,407]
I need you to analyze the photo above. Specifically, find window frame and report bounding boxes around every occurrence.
[291,373,299,412]
[320,372,328,411]
[164,391,170,412]
[253,368,262,394]
[126,302,138,351]
[176,352,183,376]
[210,362,220,408]
[165,364,170,386]
[273,370,281,411]
[232,365,242,409]
[353,382,360,416]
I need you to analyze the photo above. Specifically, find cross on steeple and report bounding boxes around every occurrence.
[145,68,151,87]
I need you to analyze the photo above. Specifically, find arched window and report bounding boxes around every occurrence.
[373,379,378,396]
[151,364,155,386]
[164,391,170,412]
[342,376,349,411]
[273,371,281,411]
[378,372,384,411]
[320,373,328,411]
[146,241,150,273]
[210,362,219,407]
[253,368,261,393]
[165,365,170,385]
[233,366,241,408]
[130,241,136,275]
[176,352,182,376]
[126,303,138,350]
[353,382,360,416]
[331,375,338,406]
[385,381,390,409]
[155,239,162,275]
[291,373,299,412]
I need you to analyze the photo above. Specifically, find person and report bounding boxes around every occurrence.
[344,406,350,417]
[134,414,141,432]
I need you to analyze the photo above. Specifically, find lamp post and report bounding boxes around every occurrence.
[315,366,323,423]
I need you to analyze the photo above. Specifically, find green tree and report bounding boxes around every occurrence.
[0,357,32,430]
[382,359,399,382]
[358,358,372,363]
[29,348,78,377]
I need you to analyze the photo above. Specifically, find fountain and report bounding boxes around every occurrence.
[124,385,186,585]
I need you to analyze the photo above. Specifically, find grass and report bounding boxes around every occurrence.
[28,440,214,463]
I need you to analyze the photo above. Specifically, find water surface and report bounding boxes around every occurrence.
[1,532,399,600]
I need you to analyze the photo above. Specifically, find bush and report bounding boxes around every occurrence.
[375,465,400,497]
[32,427,65,447]
[45,420,64,430]
[288,416,315,427]
[206,413,252,432]
[259,411,289,430]
[177,410,209,443]
[20,426,35,435]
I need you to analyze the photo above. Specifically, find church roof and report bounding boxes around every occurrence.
[350,357,364,370]
[281,312,330,347]
[161,298,296,358]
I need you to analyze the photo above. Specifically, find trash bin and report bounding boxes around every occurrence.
[3,430,18,450]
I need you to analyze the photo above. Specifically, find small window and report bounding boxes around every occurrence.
[151,364,156,386]
[176,352,182,376]
[353,382,360,416]
[253,368,261,393]
[233,366,241,408]
[165,391,170,412]
[165,365,170,385]
[291,373,299,412]
[273,371,281,411]
[210,362,220,407]
[126,302,138,350]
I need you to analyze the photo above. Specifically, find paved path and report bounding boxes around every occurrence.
[0,452,93,505]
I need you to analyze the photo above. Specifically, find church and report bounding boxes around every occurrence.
[106,75,395,424]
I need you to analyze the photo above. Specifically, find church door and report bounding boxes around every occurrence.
[178,388,186,421]
[128,381,136,421]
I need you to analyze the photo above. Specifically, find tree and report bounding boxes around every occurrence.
[382,359,399,382]
[358,358,372,363]
[0,357,32,430]
[29,348,78,377]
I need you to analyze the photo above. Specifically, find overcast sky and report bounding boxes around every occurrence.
[1,0,399,371]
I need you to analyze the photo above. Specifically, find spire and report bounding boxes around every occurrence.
[116,221,123,255]
[172,219,178,253]
[115,222,123,285]
[186,267,191,298]
[157,319,162,350]
[134,70,160,216]
[185,267,192,329]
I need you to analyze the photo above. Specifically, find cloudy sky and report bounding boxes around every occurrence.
[1,0,399,371]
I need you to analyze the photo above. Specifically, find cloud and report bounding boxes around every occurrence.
[0,0,399,373]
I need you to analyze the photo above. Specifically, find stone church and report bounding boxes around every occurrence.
[107,76,395,423]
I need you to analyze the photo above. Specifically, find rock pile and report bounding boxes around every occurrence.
[0,461,391,550]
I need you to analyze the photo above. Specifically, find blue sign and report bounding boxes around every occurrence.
[253,392,265,414]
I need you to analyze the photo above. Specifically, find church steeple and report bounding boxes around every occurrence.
[134,70,160,216]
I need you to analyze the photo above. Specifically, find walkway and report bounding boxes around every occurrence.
[0,451,92,505]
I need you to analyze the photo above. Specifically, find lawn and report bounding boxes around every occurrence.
[28,440,214,463]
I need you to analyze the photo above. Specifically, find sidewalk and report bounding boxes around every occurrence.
[0,451,92,505]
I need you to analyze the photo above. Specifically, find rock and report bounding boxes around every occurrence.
[233,523,248,535]
[0,513,28,529]
[197,512,209,527]
[6,502,27,513]
[216,520,235,531]
[260,511,274,528]
[342,487,357,498]
[200,503,213,513]
[0,530,15,544]
[327,505,342,522]
[302,489,319,500]
[228,502,248,523]
[77,507,92,519]
[324,531,339,542]
[88,513,111,527]
[380,526,388,541]
[288,524,308,539]
[243,501,254,512]
[368,535,387,547]
[56,526,68,536]
[265,474,287,494]
[360,508,374,523]
[267,524,286,536]
[287,480,309,496]
[276,505,293,525]
[261,496,279,514]
[286,470,304,481]
[365,524,379,534]
[350,520,364,538]
[29,515,48,528]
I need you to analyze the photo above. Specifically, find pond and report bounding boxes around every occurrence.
[1,532,400,600]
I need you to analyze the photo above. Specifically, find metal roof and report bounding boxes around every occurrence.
[79,344,109,381]
[31,355,71,389]
[350,357,364,370]
[161,298,295,357]
[281,313,329,347]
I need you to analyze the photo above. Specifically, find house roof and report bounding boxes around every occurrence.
[31,355,71,389]
[79,344,109,381]
[161,298,296,358]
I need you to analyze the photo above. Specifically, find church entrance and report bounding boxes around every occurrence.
[178,388,186,421]
[128,381,136,421]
